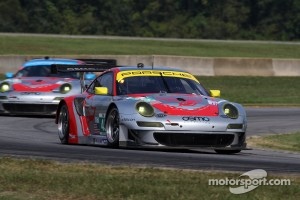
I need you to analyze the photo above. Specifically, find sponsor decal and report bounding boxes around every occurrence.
[121,118,136,122]
[116,70,199,83]
[156,113,167,118]
[93,138,108,145]
[207,99,218,105]
[95,113,106,132]
[21,92,41,95]
[182,116,210,122]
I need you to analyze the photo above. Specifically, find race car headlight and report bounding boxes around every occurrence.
[59,83,72,94]
[0,82,10,92]
[136,102,154,117]
[223,104,239,119]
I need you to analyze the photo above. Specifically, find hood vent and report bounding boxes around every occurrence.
[177,98,186,101]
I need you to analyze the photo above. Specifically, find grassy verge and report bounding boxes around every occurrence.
[198,76,300,105]
[0,157,298,200]
[247,132,300,153]
[1,35,300,58]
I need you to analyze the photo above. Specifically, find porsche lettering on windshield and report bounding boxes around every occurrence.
[116,70,199,82]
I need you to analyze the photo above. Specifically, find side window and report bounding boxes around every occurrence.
[86,73,113,95]
[99,72,113,95]
[88,72,113,95]
[86,79,96,94]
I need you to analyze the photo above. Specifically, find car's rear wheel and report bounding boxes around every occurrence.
[58,104,69,144]
[214,150,241,154]
[106,107,120,147]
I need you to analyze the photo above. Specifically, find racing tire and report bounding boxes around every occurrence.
[58,104,70,144]
[214,150,241,154]
[106,107,120,147]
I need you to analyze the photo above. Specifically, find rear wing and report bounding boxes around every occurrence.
[77,58,117,65]
[51,59,117,93]
[51,58,117,73]
[50,64,115,73]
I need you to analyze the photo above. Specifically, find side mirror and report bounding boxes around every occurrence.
[210,90,221,97]
[95,87,108,95]
[5,72,14,79]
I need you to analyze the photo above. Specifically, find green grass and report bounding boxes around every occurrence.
[248,132,300,152]
[0,157,299,200]
[1,35,300,58]
[198,76,300,105]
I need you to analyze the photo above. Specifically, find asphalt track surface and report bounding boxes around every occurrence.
[0,107,299,175]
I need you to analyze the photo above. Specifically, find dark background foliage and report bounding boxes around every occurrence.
[0,0,299,40]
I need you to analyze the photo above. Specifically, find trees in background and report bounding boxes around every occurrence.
[0,0,299,40]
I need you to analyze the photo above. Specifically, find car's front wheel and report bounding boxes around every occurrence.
[58,104,69,144]
[106,107,120,147]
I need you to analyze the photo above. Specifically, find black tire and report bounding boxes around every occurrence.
[214,150,241,154]
[57,104,70,144]
[105,107,120,147]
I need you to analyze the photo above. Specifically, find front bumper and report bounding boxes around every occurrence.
[125,129,246,149]
[119,113,247,149]
[0,102,58,115]
[0,94,63,115]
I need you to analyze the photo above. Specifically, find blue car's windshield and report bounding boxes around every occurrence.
[117,76,210,96]
[14,65,81,79]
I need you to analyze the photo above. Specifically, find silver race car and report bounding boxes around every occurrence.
[54,63,247,154]
[0,57,100,115]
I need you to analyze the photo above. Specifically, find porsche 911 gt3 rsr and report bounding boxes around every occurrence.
[54,63,247,154]
[0,57,99,115]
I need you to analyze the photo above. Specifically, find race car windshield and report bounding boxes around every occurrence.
[117,76,210,96]
[14,65,82,79]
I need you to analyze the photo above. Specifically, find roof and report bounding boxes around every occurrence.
[23,58,82,67]
[116,66,187,72]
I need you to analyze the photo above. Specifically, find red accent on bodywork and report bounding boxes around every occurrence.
[113,68,121,96]
[61,95,92,144]
[80,116,91,136]
[14,83,60,92]
[63,97,79,144]
[152,103,219,116]
[178,99,198,106]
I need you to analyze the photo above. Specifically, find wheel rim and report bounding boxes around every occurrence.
[58,105,69,140]
[106,109,120,143]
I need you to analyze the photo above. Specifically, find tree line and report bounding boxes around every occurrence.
[0,0,299,41]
